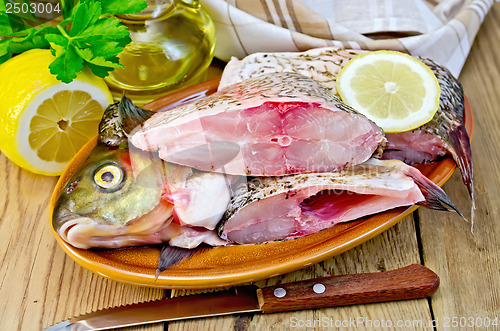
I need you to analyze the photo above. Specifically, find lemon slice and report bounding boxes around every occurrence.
[0,49,113,176]
[336,50,441,133]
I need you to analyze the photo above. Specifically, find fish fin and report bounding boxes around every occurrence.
[98,101,124,146]
[98,95,156,146]
[406,167,466,220]
[155,245,196,279]
[118,95,156,135]
[449,123,475,229]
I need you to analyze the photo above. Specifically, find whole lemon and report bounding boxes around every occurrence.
[0,49,113,176]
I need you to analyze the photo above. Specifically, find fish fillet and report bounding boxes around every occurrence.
[131,72,385,176]
[218,159,462,244]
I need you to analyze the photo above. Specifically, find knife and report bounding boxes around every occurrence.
[43,264,438,331]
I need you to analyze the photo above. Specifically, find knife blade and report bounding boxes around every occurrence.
[43,264,439,331]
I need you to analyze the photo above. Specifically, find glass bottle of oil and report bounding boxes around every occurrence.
[105,0,216,105]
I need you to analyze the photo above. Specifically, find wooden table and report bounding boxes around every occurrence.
[2,4,500,330]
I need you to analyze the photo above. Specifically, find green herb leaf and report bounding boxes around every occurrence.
[99,0,148,15]
[70,0,102,37]
[80,16,130,41]
[63,10,131,79]
[0,8,13,36]
[3,0,40,25]
[46,31,85,83]
[76,39,122,58]
[86,61,115,78]
[48,44,84,83]
[0,12,30,35]
[0,0,42,36]
[0,39,12,64]
[45,33,69,54]
[77,47,122,68]
[7,27,56,54]
[61,0,78,19]
[2,0,147,82]
[0,39,10,56]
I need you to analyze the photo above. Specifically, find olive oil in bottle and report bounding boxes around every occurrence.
[105,0,216,105]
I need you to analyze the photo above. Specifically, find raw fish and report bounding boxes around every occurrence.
[53,97,231,250]
[130,72,386,176]
[219,47,474,219]
[219,159,462,244]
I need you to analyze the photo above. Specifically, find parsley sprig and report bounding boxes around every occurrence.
[0,0,147,83]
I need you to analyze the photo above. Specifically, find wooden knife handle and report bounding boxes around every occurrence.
[256,264,439,313]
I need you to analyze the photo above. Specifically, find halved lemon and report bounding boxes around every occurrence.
[0,49,113,176]
[336,50,441,133]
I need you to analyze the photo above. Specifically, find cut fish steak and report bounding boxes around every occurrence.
[219,47,474,220]
[218,159,462,244]
[131,72,385,176]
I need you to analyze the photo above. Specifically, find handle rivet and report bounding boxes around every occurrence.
[313,283,326,294]
[274,287,286,298]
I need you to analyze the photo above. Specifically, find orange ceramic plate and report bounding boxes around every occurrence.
[50,77,473,289]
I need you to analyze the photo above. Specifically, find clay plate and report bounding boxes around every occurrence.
[49,77,473,289]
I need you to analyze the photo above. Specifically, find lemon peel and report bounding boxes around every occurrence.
[0,49,113,175]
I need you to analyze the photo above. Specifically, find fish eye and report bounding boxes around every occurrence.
[93,163,124,190]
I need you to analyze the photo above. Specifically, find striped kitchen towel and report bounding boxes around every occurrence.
[200,0,498,77]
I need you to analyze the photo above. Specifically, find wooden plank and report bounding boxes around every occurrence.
[0,58,225,331]
[419,3,500,329]
[169,216,434,330]
[2,4,499,329]
[0,155,166,330]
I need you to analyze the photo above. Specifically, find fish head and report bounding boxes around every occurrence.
[52,96,173,249]
[52,144,171,248]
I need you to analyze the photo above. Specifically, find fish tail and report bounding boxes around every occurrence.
[449,123,475,228]
[406,167,465,220]
[155,245,196,279]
